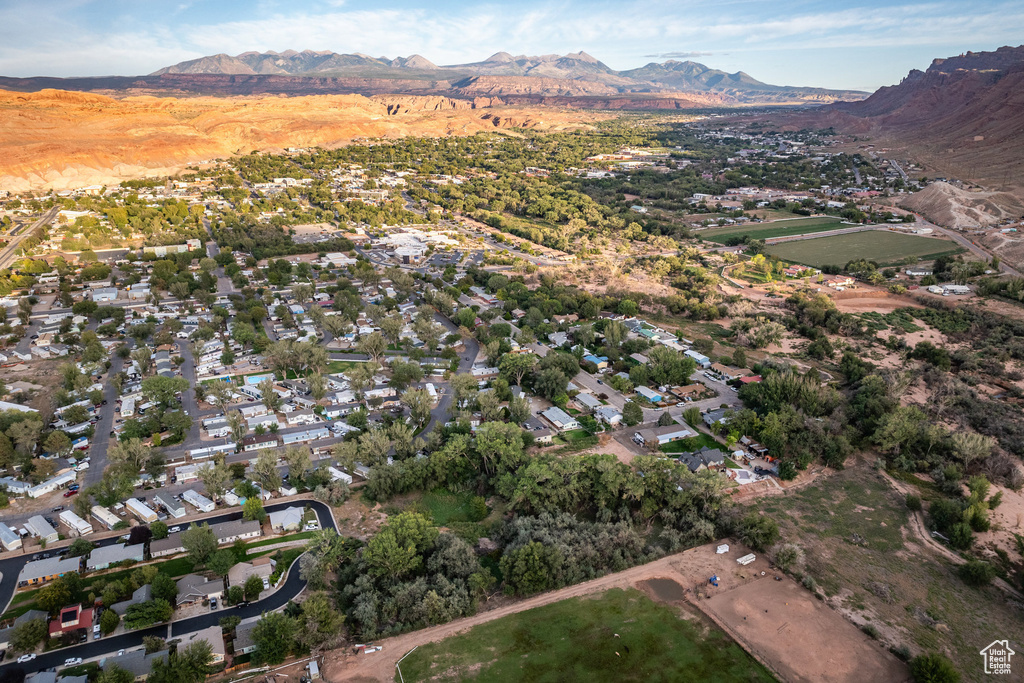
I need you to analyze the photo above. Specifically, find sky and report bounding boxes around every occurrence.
[1,0,1022,91]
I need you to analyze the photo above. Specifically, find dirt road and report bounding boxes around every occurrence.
[323,543,770,682]
[322,537,901,683]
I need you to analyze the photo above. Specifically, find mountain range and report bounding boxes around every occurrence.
[0,50,866,106]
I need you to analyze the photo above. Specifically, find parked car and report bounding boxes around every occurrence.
[17,654,36,664]
[64,489,78,498]
[117,650,125,657]
[169,526,180,533]
[64,657,82,666]
[209,598,218,610]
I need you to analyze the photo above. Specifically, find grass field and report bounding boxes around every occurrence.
[766,230,964,268]
[395,588,776,683]
[757,465,1021,682]
[701,216,844,244]
[660,433,722,454]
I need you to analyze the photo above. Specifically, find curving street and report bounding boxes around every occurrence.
[0,499,336,675]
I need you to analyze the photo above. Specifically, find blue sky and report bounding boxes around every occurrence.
[1,0,1022,90]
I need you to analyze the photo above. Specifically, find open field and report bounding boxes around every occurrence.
[765,230,964,268]
[700,216,845,244]
[396,588,776,683]
[324,540,899,683]
[757,463,1022,682]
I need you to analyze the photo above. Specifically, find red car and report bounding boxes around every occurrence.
[63,489,78,498]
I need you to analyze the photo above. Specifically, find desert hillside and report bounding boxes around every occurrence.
[0,89,605,191]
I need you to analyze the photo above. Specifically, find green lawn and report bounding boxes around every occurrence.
[659,433,722,453]
[766,231,964,269]
[701,216,844,244]
[421,489,484,527]
[395,588,776,683]
[563,428,593,442]
[243,531,316,553]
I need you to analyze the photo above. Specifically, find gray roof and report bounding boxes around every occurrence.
[210,519,260,542]
[111,584,152,615]
[87,543,144,569]
[104,649,167,678]
[17,556,81,583]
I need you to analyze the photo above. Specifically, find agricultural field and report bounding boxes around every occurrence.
[700,216,845,244]
[395,587,776,683]
[765,230,963,268]
[757,464,1020,682]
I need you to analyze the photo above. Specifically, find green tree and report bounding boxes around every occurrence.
[100,608,121,634]
[37,577,72,614]
[243,497,267,522]
[363,512,439,578]
[500,541,562,596]
[151,573,178,603]
[150,520,168,540]
[909,653,960,683]
[67,538,94,557]
[296,590,344,653]
[208,549,236,577]
[124,598,173,629]
[98,665,135,683]
[142,375,189,407]
[9,617,47,652]
[623,400,643,426]
[181,523,217,567]
[251,612,296,665]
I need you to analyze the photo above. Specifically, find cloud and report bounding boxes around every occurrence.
[644,51,716,58]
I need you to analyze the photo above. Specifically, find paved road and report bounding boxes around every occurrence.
[0,208,58,270]
[83,341,133,488]
[0,499,336,676]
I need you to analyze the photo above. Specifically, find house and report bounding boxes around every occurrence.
[269,506,304,533]
[707,363,747,381]
[823,275,855,289]
[522,416,555,444]
[0,524,22,551]
[574,393,603,412]
[17,556,81,586]
[58,510,93,536]
[103,648,168,681]
[548,331,569,347]
[87,543,144,570]
[582,354,609,369]
[242,434,280,452]
[178,625,226,664]
[639,383,672,403]
[91,505,120,530]
[26,515,59,544]
[737,375,762,385]
[126,498,158,523]
[286,408,318,426]
[684,350,711,368]
[182,489,216,513]
[540,406,580,432]
[154,493,186,519]
[670,384,706,401]
[150,534,185,559]
[111,584,152,615]
[281,427,330,444]
[328,467,353,485]
[48,604,94,638]
[175,574,223,606]
[678,446,727,473]
[233,616,261,655]
[635,424,695,446]
[92,287,118,303]
[210,519,261,544]
[228,556,274,588]
[594,405,622,426]
[703,408,731,427]
[630,353,649,365]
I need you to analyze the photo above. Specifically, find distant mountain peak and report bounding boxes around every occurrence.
[484,52,514,63]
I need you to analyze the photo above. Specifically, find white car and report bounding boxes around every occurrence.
[64,657,83,666]
[17,654,36,663]
[169,526,180,533]
[262,577,270,590]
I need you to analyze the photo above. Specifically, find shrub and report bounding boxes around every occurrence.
[910,653,960,683]
[957,559,995,586]
[905,494,922,511]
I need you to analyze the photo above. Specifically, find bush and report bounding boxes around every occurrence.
[100,609,120,635]
[905,494,922,512]
[861,623,879,639]
[910,653,960,683]
[957,559,995,586]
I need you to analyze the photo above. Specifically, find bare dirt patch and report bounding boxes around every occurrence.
[702,577,906,683]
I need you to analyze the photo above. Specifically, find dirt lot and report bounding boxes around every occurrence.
[702,578,906,683]
[322,539,900,683]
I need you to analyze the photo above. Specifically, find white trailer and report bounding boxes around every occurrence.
[92,505,120,530]
[126,497,158,523]
[736,553,756,566]
[59,510,94,536]
[182,489,215,513]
